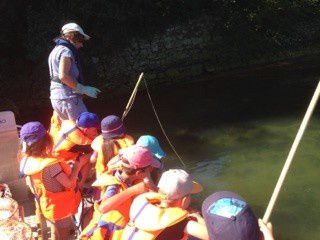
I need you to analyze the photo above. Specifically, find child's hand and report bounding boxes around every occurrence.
[78,153,90,167]
[258,219,275,240]
[188,212,205,224]
[90,151,98,163]
[143,171,158,192]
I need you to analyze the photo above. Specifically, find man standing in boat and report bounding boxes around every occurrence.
[48,22,101,121]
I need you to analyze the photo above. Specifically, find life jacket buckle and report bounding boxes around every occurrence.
[127,221,136,227]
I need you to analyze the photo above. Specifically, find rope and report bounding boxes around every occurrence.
[122,73,145,121]
[143,79,187,169]
[121,72,187,169]
[263,80,320,223]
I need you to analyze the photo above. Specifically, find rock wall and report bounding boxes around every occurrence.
[95,16,216,88]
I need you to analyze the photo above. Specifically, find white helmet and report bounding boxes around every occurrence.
[61,23,90,40]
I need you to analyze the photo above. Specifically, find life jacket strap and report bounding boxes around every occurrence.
[19,157,28,178]
[84,216,123,237]
[54,126,78,151]
[127,201,149,240]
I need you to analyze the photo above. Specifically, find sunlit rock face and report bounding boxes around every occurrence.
[97,15,215,90]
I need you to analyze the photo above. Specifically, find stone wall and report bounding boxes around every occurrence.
[95,16,216,88]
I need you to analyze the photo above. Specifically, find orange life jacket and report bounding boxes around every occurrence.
[52,120,93,160]
[19,156,81,222]
[121,192,189,240]
[80,173,132,240]
[91,135,134,176]
[106,155,123,173]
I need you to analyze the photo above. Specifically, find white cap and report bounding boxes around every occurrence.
[61,23,90,40]
[157,169,202,200]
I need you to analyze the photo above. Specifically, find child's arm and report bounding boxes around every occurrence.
[90,151,98,163]
[55,156,87,189]
[99,182,148,213]
[70,131,93,146]
[184,220,209,240]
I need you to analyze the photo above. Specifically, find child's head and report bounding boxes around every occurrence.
[76,112,100,138]
[20,121,52,157]
[120,146,161,181]
[136,135,165,183]
[136,135,166,160]
[101,115,126,140]
[202,191,260,240]
[157,169,202,209]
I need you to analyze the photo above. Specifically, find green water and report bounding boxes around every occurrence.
[114,72,320,240]
[188,118,320,240]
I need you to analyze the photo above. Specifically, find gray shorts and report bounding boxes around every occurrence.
[51,97,87,121]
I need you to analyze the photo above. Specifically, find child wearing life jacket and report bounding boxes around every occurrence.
[18,121,86,240]
[80,145,160,240]
[52,111,100,159]
[90,115,134,177]
[52,111,100,186]
[202,191,275,240]
[121,169,209,240]
[107,135,166,184]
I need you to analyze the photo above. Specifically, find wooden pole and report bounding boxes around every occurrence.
[122,73,144,120]
[263,80,320,223]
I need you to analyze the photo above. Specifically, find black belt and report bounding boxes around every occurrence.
[51,76,61,83]
[50,76,65,85]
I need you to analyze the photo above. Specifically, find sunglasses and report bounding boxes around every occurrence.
[74,32,85,43]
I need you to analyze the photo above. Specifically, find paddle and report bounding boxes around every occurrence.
[263,80,320,223]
